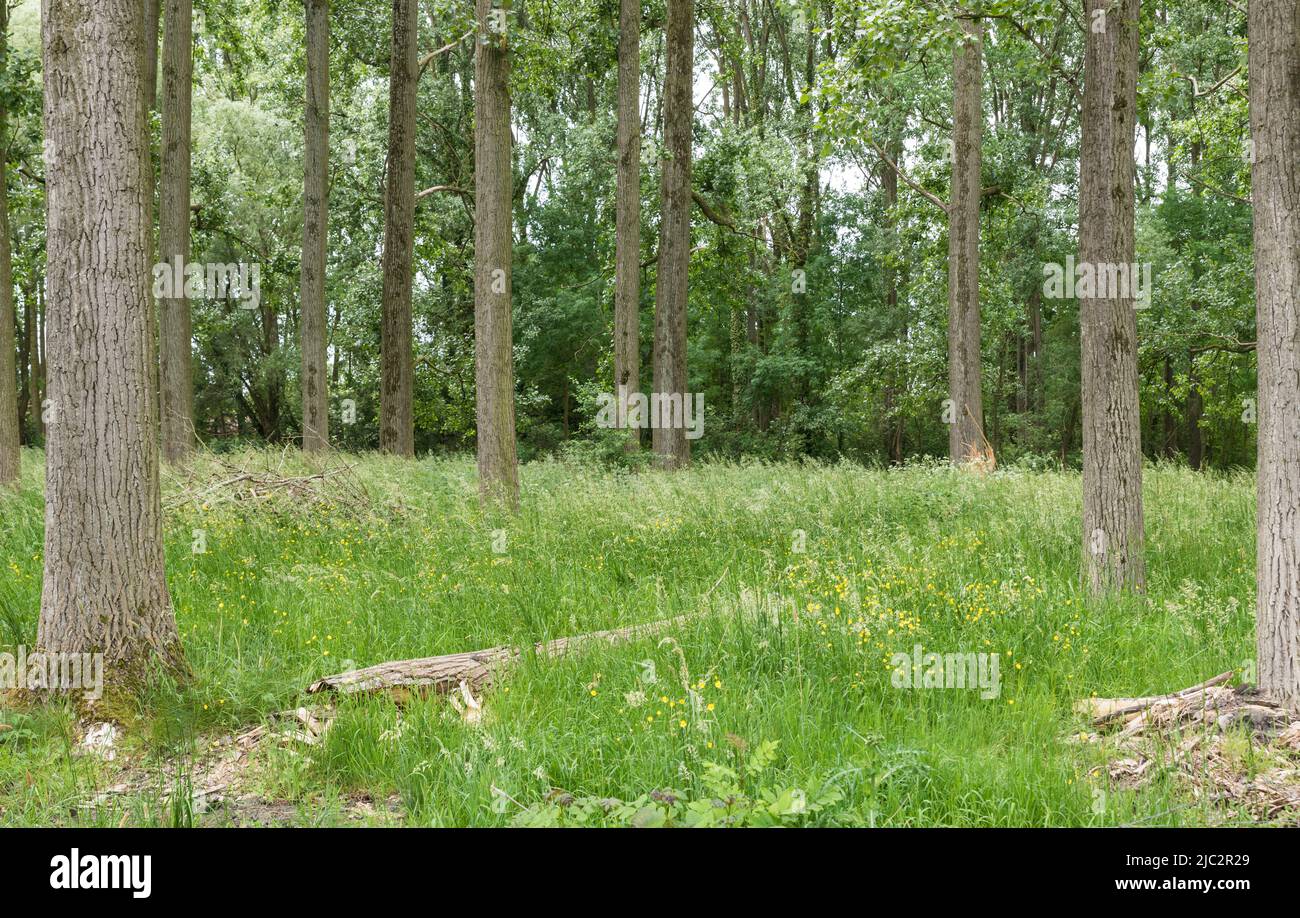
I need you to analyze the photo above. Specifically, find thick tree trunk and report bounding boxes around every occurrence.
[1250,0,1300,708]
[613,0,641,452]
[652,0,693,470]
[474,0,520,505]
[948,13,985,465]
[379,0,417,457]
[39,0,184,688]
[301,0,330,453]
[0,4,17,486]
[159,0,193,460]
[1079,0,1145,593]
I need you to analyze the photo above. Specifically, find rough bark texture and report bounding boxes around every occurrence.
[379,0,416,457]
[158,0,193,460]
[0,5,17,487]
[652,0,693,470]
[301,0,329,453]
[948,14,985,466]
[1251,0,1300,708]
[143,0,160,103]
[474,0,520,506]
[1079,0,1145,594]
[38,0,184,686]
[613,0,641,452]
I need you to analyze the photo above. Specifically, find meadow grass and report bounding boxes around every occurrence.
[0,449,1259,826]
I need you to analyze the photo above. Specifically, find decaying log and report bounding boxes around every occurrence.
[1075,671,1235,726]
[307,612,701,697]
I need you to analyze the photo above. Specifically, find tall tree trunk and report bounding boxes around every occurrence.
[26,281,40,441]
[652,0,693,470]
[143,0,161,435]
[474,0,520,505]
[0,4,17,486]
[159,0,193,460]
[1080,0,1145,593]
[1250,0,1300,708]
[948,13,985,465]
[379,0,416,456]
[144,0,160,102]
[39,0,184,688]
[613,0,641,452]
[301,0,330,453]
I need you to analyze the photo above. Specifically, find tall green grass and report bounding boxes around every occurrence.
[0,449,1259,825]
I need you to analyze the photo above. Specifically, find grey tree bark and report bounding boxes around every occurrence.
[613,0,641,452]
[159,0,194,460]
[38,0,184,689]
[948,13,985,466]
[474,0,520,506]
[379,0,416,457]
[1250,0,1300,708]
[301,0,330,453]
[1079,0,1145,593]
[0,5,18,486]
[652,0,693,470]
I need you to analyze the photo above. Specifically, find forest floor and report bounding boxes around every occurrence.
[2,449,1296,827]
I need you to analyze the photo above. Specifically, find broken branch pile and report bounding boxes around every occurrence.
[1077,673,1300,822]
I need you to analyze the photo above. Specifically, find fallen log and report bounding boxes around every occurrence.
[1075,671,1235,726]
[307,611,702,698]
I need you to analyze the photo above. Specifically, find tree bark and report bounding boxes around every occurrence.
[1079,0,1145,593]
[613,0,641,452]
[948,13,985,466]
[379,0,417,457]
[1250,0,1300,708]
[301,0,330,453]
[474,0,520,505]
[159,0,194,460]
[652,0,693,470]
[38,0,184,688]
[0,4,17,487]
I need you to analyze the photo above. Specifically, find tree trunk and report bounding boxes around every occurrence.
[474,0,520,506]
[25,282,40,442]
[0,4,17,486]
[652,0,693,470]
[38,0,184,689]
[1250,0,1300,708]
[301,0,330,453]
[948,13,985,465]
[613,0,641,452]
[159,0,193,460]
[1079,0,1145,593]
[379,0,417,457]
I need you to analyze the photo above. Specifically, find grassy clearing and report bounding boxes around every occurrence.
[0,449,1262,826]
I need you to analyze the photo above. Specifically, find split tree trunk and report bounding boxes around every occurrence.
[947,13,985,465]
[1250,0,1300,708]
[613,0,641,452]
[301,0,330,453]
[38,0,184,687]
[159,0,194,460]
[1079,0,1145,593]
[474,0,520,506]
[652,0,693,470]
[379,0,417,457]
